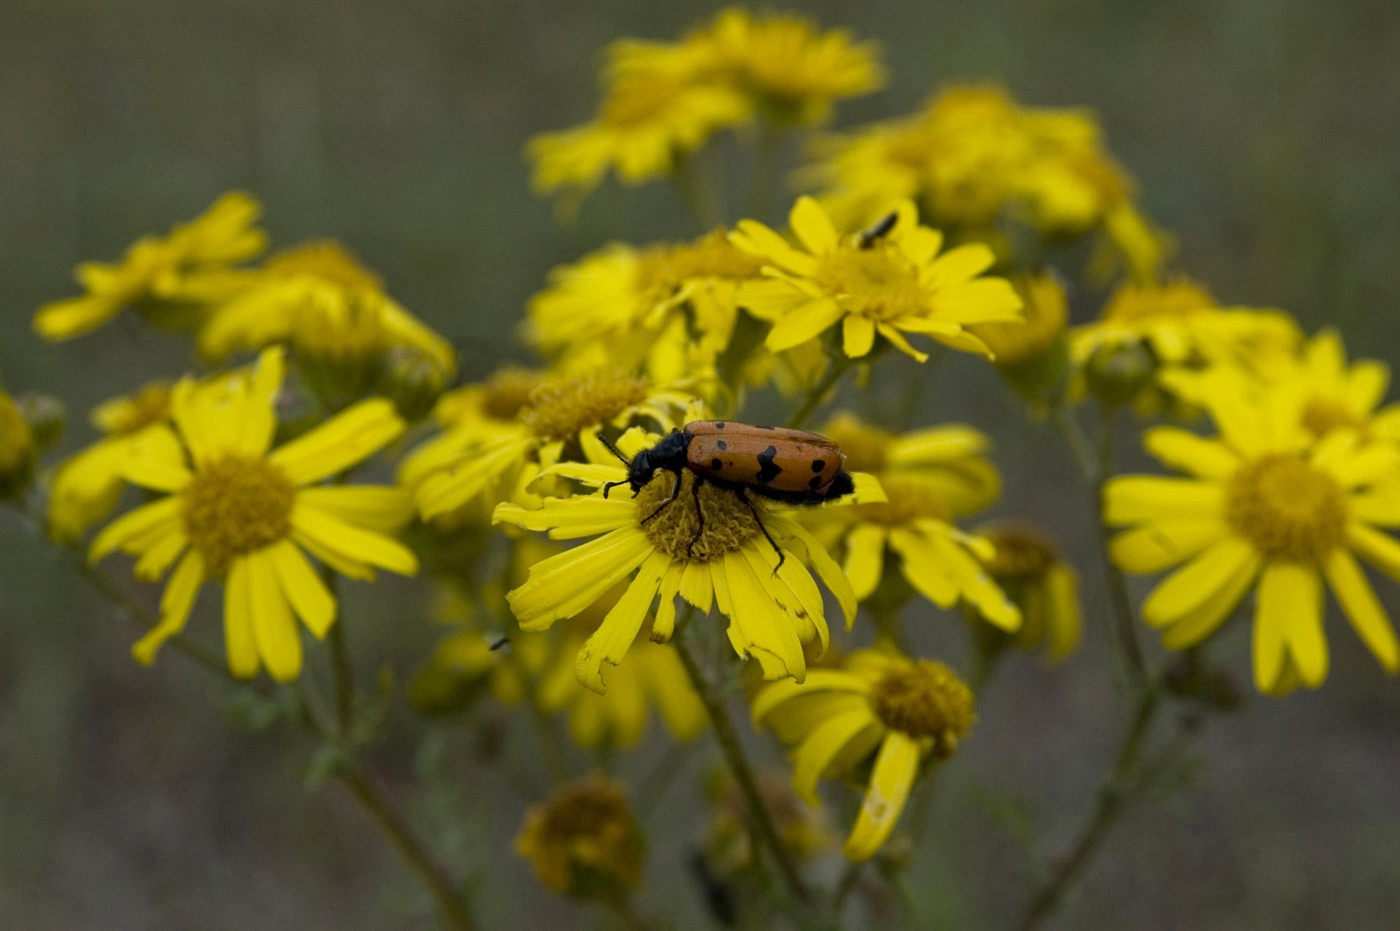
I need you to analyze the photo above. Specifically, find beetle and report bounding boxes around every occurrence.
[598,421,856,568]
[855,209,899,249]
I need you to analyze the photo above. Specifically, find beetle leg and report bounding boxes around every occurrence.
[739,489,784,574]
[601,480,629,499]
[686,474,705,558]
[639,470,683,526]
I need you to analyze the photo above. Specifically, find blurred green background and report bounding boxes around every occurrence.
[3,1,1399,928]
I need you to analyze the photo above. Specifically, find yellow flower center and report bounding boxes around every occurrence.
[634,232,766,298]
[870,660,975,756]
[182,455,297,572]
[482,368,545,421]
[265,241,384,292]
[637,470,762,562]
[849,474,949,526]
[519,373,650,443]
[981,525,1057,579]
[518,778,641,896]
[815,245,930,321]
[1225,454,1346,562]
[820,415,893,472]
[1102,279,1216,324]
[292,293,386,364]
[1300,396,1366,440]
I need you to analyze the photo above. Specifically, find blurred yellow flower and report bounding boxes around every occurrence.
[969,271,1068,369]
[526,231,764,380]
[813,412,1019,629]
[0,390,36,499]
[1105,368,1400,694]
[976,522,1082,662]
[731,198,1023,362]
[800,85,1170,280]
[493,427,864,691]
[753,645,975,861]
[34,192,265,340]
[703,770,832,876]
[516,777,643,899]
[198,240,457,388]
[88,348,418,681]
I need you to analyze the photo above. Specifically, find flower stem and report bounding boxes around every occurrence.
[336,765,479,931]
[788,356,852,430]
[748,124,784,221]
[326,591,355,734]
[672,630,813,907]
[674,149,727,232]
[1014,681,1162,931]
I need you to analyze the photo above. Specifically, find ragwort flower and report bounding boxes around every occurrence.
[731,198,1023,362]
[88,348,418,681]
[493,428,861,691]
[0,390,36,499]
[975,522,1082,662]
[34,192,265,340]
[753,646,975,861]
[516,777,643,899]
[1105,369,1400,693]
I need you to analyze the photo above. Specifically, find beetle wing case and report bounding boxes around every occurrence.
[683,421,852,504]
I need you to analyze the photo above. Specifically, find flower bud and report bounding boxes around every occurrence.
[18,392,66,452]
[1083,339,1157,406]
[0,392,36,499]
[378,345,450,421]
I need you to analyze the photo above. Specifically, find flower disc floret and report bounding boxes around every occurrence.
[521,373,651,443]
[1225,455,1346,562]
[870,660,975,754]
[182,455,296,573]
[637,471,761,561]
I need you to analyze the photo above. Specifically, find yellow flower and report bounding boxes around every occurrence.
[730,198,1023,362]
[419,567,706,749]
[1105,369,1400,693]
[800,85,1170,280]
[516,777,643,899]
[34,192,265,340]
[0,390,36,499]
[87,348,418,681]
[752,646,975,861]
[493,427,863,691]
[812,413,1020,629]
[410,370,695,521]
[969,271,1068,368]
[682,7,884,125]
[525,231,765,380]
[527,58,750,200]
[1071,276,1300,374]
[976,523,1082,662]
[198,240,457,385]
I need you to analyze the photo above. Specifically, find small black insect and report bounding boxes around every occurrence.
[856,210,899,249]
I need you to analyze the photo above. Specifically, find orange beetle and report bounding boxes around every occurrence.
[599,421,855,564]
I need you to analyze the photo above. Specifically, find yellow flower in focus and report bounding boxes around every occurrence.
[34,192,266,340]
[1105,369,1400,694]
[526,232,765,380]
[527,60,750,200]
[813,412,1020,630]
[87,348,418,681]
[0,391,36,499]
[752,646,975,861]
[198,240,457,387]
[683,7,884,125]
[731,198,1023,362]
[1071,276,1300,375]
[800,86,1170,280]
[976,523,1082,661]
[516,777,643,899]
[493,428,863,691]
[410,370,695,521]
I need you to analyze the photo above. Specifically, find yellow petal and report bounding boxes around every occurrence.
[270,399,405,485]
[1142,535,1257,627]
[874,323,929,362]
[574,550,670,693]
[1159,549,1260,649]
[842,315,876,357]
[416,436,534,518]
[122,426,192,492]
[722,549,806,682]
[132,529,189,581]
[296,486,414,535]
[1142,427,1240,480]
[494,496,637,540]
[1103,476,1223,526]
[1254,560,1321,692]
[223,556,261,679]
[131,551,205,665]
[925,243,995,285]
[1346,522,1400,581]
[33,294,122,341]
[89,497,182,563]
[267,539,337,638]
[843,731,921,862]
[765,298,843,352]
[1324,548,1400,674]
[843,525,886,601]
[290,501,418,576]
[792,707,877,806]
[790,195,839,254]
[1108,517,1227,574]
[750,670,871,724]
[1043,565,1083,661]
[507,527,655,629]
[246,549,302,682]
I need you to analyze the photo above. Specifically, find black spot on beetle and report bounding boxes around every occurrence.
[811,459,826,472]
[714,422,725,429]
[710,458,723,470]
[809,474,825,489]
[716,440,727,451]
[755,445,781,484]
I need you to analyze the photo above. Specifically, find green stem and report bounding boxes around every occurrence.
[326,593,355,735]
[673,630,813,907]
[674,150,726,232]
[1015,682,1162,931]
[788,357,852,431]
[337,766,478,931]
[748,125,783,221]
[829,860,864,917]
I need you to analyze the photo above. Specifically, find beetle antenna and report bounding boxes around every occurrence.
[595,431,632,466]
